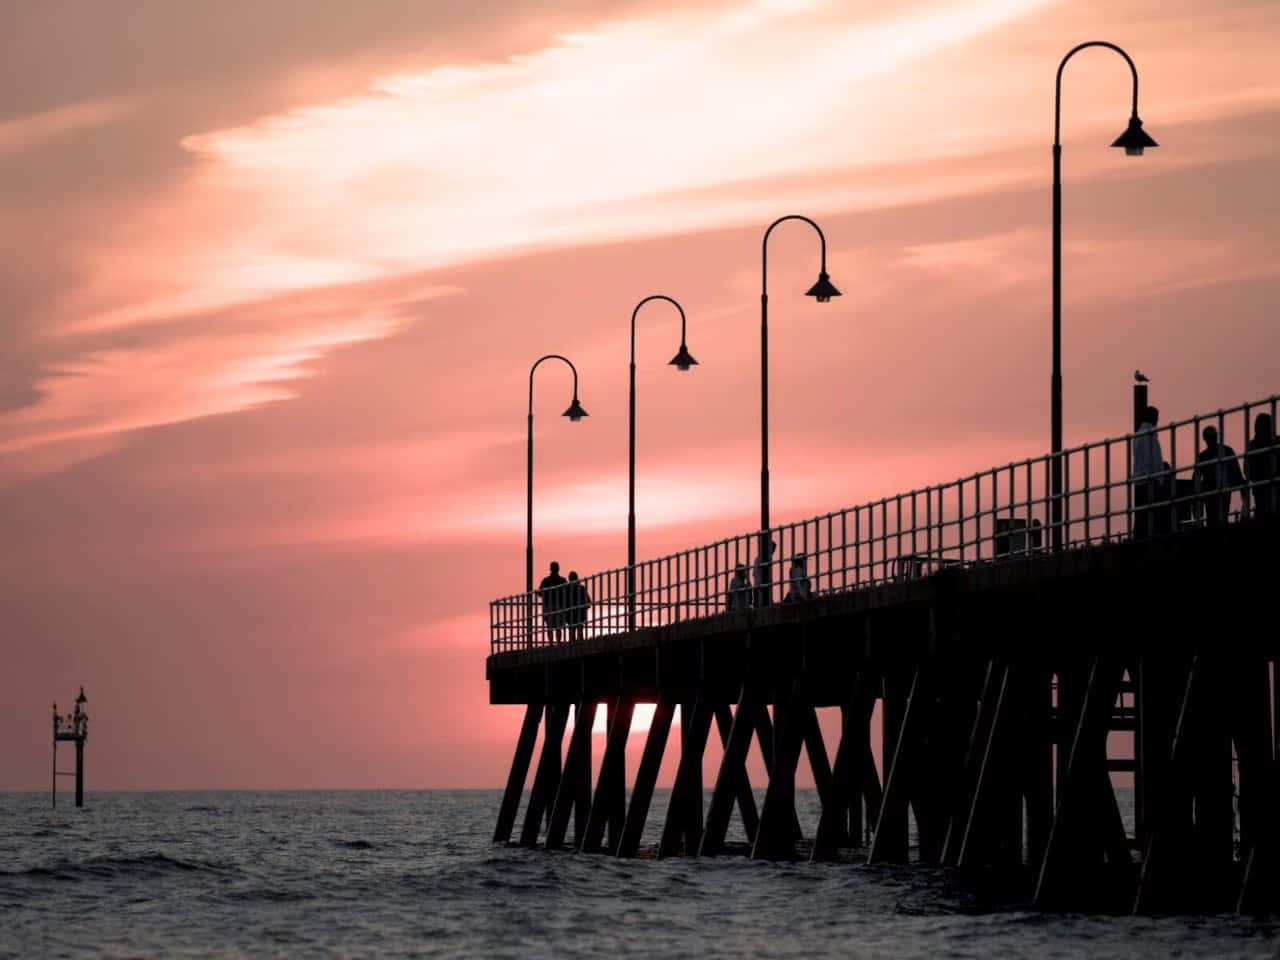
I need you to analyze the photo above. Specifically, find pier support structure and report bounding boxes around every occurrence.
[488,518,1280,914]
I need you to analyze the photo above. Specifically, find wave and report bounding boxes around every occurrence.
[0,852,233,883]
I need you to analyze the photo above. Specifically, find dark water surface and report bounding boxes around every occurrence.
[2,790,1276,958]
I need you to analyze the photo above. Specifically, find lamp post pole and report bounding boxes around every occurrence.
[759,216,840,590]
[526,354,588,597]
[1051,41,1155,550]
[628,296,697,630]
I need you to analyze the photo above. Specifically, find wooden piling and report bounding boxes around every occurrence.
[752,686,810,861]
[545,700,598,850]
[1035,656,1127,907]
[811,678,871,861]
[617,702,675,858]
[869,666,931,864]
[494,703,544,844]
[701,699,760,855]
[518,704,570,847]
[659,701,713,857]
[715,703,760,843]
[581,698,635,853]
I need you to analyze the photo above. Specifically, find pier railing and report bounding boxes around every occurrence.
[490,394,1280,653]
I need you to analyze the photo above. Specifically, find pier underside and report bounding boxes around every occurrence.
[487,519,1280,913]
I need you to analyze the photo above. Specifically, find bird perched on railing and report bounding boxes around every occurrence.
[1134,370,1150,383]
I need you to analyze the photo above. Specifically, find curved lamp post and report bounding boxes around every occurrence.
[760,216,840,586]
[527,354,588,595]
[627,295,697,628]
[628,295,697,568]
[1051,41,1156,550]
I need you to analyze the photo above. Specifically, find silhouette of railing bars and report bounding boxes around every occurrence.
[491,394,1280,654]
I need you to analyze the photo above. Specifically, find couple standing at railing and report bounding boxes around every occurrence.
[537,561,591,642]
[725,539,812,612]
[1130,407,1278,538]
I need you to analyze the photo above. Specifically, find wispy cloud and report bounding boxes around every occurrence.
[0,98,132,157]
[172,0,1057,278]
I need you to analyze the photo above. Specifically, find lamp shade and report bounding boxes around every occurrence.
[668,343,698,371]
[805,271,841,302]
[563,397,588,421]
[1111,115,1157,156]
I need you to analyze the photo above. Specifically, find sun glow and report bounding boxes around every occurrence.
[590,702,658,735]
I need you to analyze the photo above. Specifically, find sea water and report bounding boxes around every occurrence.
[2,790,1276,958]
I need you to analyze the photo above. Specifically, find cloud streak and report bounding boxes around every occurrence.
[0,97,133,157]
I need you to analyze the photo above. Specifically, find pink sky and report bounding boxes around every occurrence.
[2,0,1278,790]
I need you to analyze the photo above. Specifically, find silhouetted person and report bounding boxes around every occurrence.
[1195,426,1247,526]
[538,561,568,642]
[753,538,776,607]
[1246,413,1278,518]
[784,553,812,603]
[1130,405,1164,540]
[726,564,751,612]
[565,571,590,642]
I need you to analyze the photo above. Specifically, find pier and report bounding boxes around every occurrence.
[487,393,1280,913]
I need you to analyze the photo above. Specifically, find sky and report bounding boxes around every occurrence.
[2,0,1278,791]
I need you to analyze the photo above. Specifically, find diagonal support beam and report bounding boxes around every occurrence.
[717,703,760,842]
[493,703,544,844]
[1232,660,1277,914]
[812,676,871,861]
[545,700,598,850]
[869,666,932,864]
[580,698,635,853]
[518,704,570,847]
[754,703,803,841]
[752,689,808,860]
[1034,655,1127,906]
[659,701,714,857]
[802,706,835,814]
[1133,653,1203,914]
[957,662,1016,868]
[616,702,676,858]
[942,659,999,866]
[701,700,760,854]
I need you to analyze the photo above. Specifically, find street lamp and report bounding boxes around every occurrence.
[527,354,587,596]
[1050,41,1156,549]
[760,216,840,589]
[627,295,697,626]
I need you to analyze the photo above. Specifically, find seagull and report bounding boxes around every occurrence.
[1134,370,1150,383]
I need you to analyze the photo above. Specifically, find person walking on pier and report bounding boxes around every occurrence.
[784,553,812,603]
[1195,425,1247,526]
[1130,405,1164,540]
[753,538,776,607]
[726,564,751,612]
[538,561,568,642]
[1246,413,1278,518]
[565,571,591,642]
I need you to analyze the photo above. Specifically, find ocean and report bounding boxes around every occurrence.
[2,790,1276,959]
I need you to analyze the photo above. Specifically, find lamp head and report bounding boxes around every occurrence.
[668,343,698,371]
[805,271,841,303]
[1112,115,1157,157]
[563,397,588,422]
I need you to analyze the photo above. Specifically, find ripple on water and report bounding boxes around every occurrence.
[0,790,1276,959]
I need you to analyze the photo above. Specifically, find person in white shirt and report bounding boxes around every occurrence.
[784,554,812,603]
[1130,405,1164,539]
